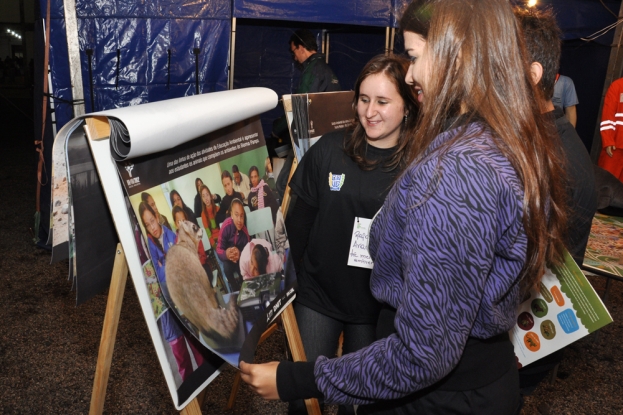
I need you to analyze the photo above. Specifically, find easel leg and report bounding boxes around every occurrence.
[89,244,128,415]
[278,154,320,414]
[282,305,322,415]
[279,156,298,217]
[180,397,202,415]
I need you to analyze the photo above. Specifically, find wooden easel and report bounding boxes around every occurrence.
[88,244,208,414]
[85,116,320,415]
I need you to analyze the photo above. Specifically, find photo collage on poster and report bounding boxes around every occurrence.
[116,116,296,372]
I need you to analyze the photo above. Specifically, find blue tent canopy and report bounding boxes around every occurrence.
[233,0,392,27]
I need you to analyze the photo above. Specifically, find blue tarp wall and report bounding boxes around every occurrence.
[37,0,623,243]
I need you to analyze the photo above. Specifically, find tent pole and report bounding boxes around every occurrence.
[385,27,390,56]
[590,2,623,161]
[62,0,86,116]
[325,32,330,64]
[390,27,396,55]
[229,17,237,90]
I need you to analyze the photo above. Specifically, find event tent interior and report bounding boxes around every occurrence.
[2,0,623,413]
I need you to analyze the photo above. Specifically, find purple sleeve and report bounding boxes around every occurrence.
[313,150,525,404]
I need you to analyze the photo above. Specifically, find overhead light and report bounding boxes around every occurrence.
[528,0,537,6]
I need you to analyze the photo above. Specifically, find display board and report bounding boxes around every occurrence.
[49,88,300,410]
[582,213,623,278]
[282,90,355,161]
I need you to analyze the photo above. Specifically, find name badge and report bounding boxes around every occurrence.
[347,217,373,269]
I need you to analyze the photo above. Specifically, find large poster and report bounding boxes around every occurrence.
[50,88,284,409]
[116,117,296,368]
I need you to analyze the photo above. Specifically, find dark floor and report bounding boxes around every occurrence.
[1,86,622,414]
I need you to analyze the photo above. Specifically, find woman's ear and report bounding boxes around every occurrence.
[529,62,543,86]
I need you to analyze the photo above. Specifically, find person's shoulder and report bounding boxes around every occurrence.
[612,77,623,90]
[560,74,574,84]
[442,124,521,185]
[221,216,234,229]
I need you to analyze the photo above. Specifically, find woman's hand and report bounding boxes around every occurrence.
[606,145,616,157]
[239,361,280,400]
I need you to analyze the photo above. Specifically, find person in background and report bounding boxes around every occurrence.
[598,76,623,182]
[552,74,579,127]
[215,170,245,226]
[273,29,342,200]
[289,29,341,95]
[516,6,596,266]
[515,5,598,400]
[232,164,251,203]
[276,53,418,415]
[240,1,568,414]
[141,192,171,231]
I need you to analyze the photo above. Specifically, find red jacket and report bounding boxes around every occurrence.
[600,78,623,148]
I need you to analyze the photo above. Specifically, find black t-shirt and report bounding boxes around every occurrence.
[288,130,399,324]
[552,107,597,264]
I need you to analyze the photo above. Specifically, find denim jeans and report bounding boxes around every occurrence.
[288,302,377,415]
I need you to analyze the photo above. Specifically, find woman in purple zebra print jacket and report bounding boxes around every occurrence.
[240,0,569,413]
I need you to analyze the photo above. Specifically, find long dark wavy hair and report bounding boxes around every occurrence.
[400,0,568,291]
[344,54,419,171]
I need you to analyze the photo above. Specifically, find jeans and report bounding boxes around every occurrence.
[288,302,376,415]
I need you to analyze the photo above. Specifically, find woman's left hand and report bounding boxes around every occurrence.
[239,361,280,400]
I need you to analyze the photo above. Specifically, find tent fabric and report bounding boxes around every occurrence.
[233,0,392,27]
[394,0,621,36]
[44,0,231,130]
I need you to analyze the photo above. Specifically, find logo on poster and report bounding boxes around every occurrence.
[328,172,345,191]
[126,177,140,188]
[125,163,134,177]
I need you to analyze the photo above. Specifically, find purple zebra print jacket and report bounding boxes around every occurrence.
[314,122,527,404]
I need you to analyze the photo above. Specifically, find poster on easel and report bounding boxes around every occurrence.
[510,251,612,368]
[282,91,355,162]
[115,115,296,369]
[50,88,297,410]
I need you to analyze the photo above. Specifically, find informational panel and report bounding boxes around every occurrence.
[283,90,355,161]
[582,213,623,278]
[50,88,292,409]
